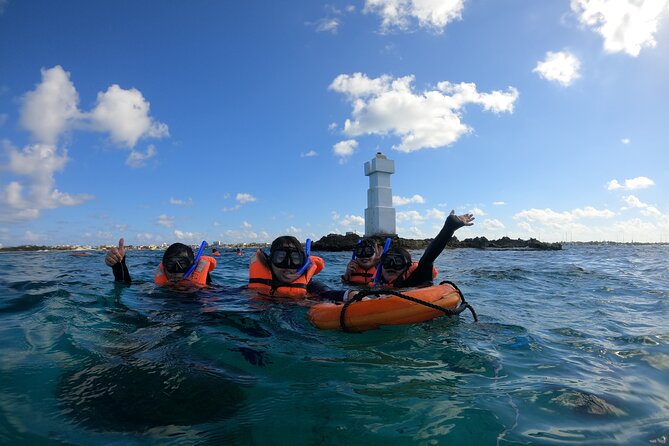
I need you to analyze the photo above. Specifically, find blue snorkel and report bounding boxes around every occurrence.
[295,239,312,276]
[352,239,362,260]
[183,240,207,279]
[372,237,392,286]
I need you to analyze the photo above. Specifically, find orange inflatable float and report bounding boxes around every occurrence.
[308,281,477,332]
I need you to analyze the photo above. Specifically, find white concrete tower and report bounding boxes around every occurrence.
[364,152,396,236]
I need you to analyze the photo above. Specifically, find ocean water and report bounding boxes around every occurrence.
[0,245,667,445]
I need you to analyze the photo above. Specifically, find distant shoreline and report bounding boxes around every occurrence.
[1,240,667,253]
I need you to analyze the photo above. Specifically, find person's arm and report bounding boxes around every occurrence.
[105,238,131,284]
[400,211,474,287]
[307,281,347,302]
[111,255,132,284]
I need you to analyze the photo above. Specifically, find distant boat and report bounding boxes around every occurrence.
[69,252,91,257]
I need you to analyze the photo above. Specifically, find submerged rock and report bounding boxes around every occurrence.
[550,390,626,416]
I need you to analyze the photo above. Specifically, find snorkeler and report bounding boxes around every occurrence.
[212,248,221,256]
[105,238,217,286]
[248,236,344,299]
[375,210,474,288]
[341,236,384,285]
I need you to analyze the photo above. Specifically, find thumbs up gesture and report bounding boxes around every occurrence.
[105,238,126,267]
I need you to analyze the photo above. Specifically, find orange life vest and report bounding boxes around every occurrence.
[154,255,217,287]
[248,249,324,299]
[383,262,438,288]
[344,263,378,286]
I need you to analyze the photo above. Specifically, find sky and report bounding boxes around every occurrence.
[1,0,668,247]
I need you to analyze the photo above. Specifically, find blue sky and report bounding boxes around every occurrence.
[1,0,668,247]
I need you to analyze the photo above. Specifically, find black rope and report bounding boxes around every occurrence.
[339,281,478,331]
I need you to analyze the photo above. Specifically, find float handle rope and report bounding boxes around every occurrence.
[339,280,477,332]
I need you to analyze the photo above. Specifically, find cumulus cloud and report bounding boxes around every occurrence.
[425,208,446,220]
[333,139,359,161]
[621,138,630,144]
[89,85,168,148]
[364,0,465,32]
[222,193,257,212]
[1,142,93,222]
[126,144,157,168]
[482,218,505,230]
[333,213,365,230]
[515,206,616,229]
[607,176,655,190]
[329,73,518,152]
[20,66,80,145]
[1,66,168,222]
[173,229,197,241]
[571,0,669,56]
[533,51,581,86]
[397,210,425,224]
[622,195,662,216]
[493,201,506,205]
[393,194,425,206]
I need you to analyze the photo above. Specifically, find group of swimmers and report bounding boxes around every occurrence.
[104,210,474,301]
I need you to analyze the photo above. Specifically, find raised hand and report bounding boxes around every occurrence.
[105,238,126,267]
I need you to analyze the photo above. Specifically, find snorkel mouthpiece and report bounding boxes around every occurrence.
[183,240,207,279]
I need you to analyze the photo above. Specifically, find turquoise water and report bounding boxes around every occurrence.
[0,245,667,445]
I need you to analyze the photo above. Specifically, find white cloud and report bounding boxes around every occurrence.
[621,138,631,144]
[316,18,341,33]
[470,207,486,216]
[397,210,425,224]
[173,229,197,241]
[622,195,662,216]
[533,51,581,86]
[125,144,157,168]
[364,0,465,32]
[1,142,93,221]
[607,176,655,190]
[2,66,168,222]
[170,197,193,206]
[222,193,257,212]
[514,206,615,229]
[301,150,318,157]
[493,201,506,206]
[20,66,80,145]
[157,214,174,228]
[330,73,518,152]
[236,193,257,204]
[89,84,168,148]
[482,218,505,230]
[393,194,425,206]
[333,139,359,161]
[426,208,446,220]
[571,0,669,56]
[242,221,252,228]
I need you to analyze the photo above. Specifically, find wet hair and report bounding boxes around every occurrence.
[270,236,304,255]
[359,236,383,249]
[162,243,194,273]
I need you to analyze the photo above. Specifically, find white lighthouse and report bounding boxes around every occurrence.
[364,152,396,236]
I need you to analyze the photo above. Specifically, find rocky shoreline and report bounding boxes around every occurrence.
[311,233,562,251]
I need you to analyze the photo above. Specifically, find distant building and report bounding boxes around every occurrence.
[364,152,396,236]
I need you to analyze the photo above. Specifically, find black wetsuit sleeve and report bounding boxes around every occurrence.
[307,281,346,302]
[111,256,131,284]
[398,214,462,288]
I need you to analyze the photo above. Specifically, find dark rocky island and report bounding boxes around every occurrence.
[312,233,562,251]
